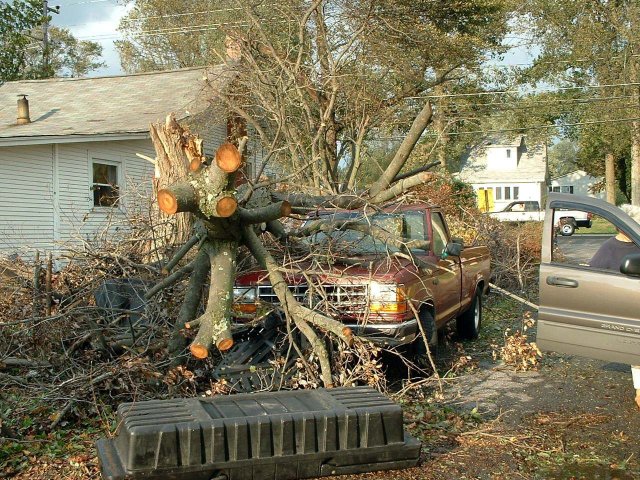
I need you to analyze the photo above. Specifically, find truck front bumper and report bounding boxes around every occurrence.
[345,319,419,347]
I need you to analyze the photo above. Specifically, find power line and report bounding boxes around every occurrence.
[410,81,640,100]
[56,0,119,5]
[119,6,247,24]
[447,94,638,108]
[76,17,292,41]
[376,116,640,140]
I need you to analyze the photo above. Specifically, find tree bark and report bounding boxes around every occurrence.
[630,57,640,206]
[157,182,199,214]
[368,101,433,197]
[45,252,52,316]
[605,152,616,204]
[238,201,291,224]
[168,248,210,365]
[189,240,238,358]
[434,82,449,169]
[147,114,194,261]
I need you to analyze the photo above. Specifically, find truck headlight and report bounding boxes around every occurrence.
[369,282,407,314]
[233,286,257,314]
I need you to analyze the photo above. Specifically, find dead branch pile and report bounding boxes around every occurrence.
[0,213,387,436]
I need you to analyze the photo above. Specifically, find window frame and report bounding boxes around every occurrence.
[89,155,124,210]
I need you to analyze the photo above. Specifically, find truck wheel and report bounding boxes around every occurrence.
[560,222,575,236]
[413,308,437,364]
[456,290,482,340]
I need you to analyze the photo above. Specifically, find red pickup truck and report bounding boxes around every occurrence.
[232,202,491,352]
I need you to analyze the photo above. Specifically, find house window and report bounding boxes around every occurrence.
[513,186,519,199]
[550,186,574,194]
[505,186,511,200]
[495,187,502,200]
[506,149,511,158]
[92,161,120,207]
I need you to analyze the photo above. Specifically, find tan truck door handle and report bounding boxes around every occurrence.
[546,276,578,288]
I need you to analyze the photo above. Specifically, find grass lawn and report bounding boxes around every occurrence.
[575,216,617,235]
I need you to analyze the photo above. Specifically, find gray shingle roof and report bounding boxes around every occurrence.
[0,66,232,140]
[458,138,547,183]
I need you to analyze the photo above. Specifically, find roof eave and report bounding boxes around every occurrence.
[0,131,150,147]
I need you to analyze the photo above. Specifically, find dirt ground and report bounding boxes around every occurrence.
[2,296,639,480]
[341,354,640,480]
[339,297,640,480]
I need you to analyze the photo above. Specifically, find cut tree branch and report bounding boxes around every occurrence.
[368,101,433,197]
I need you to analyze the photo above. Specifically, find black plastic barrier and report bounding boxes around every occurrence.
[97,386,421,480]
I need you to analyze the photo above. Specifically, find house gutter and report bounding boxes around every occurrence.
[0,132,150,147]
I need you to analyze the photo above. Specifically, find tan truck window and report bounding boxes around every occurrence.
[552,212,635,271]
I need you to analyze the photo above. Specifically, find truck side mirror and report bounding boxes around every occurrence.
[451,237,464,246]
[620,253,640,277]
[445,241,463,257]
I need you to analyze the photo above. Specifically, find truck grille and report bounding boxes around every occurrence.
[257,284,369,312]
[257,284,307,303]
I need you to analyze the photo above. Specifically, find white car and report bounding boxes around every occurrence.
[489,200,592,236]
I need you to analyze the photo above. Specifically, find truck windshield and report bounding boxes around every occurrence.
[306,211,427,255]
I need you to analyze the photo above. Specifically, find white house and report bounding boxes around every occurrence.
[0,67,236,259]
[457,135,549,212]
[549,169,605,199]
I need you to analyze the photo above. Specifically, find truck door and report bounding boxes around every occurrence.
[429,211,462,325]
[538,193,640,365]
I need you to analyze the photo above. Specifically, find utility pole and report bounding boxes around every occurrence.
[42,0,60,76]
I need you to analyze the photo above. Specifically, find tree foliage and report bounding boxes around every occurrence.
[117,0,236,72]
[0,1,104,81]
[118,0,512,188]
[0,0,43,81]
[520,0,640,204]
[133,1,514,384]
[25,26,106,78]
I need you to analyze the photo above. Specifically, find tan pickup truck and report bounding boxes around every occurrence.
[538,193,640,365]
[232,202,491,353]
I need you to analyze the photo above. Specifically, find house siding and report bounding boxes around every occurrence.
[550,170,605,199]
[0,140,156,258]
[1,125,234,259]
[0,144,56,255]
[472,181,546,213]
[56,140,156,251]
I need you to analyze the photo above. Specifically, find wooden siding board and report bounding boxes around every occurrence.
[0,129,226,258]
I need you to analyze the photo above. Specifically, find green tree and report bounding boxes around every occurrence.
[1,1,105,80]
[522,0,640,204]
[24,26,106,78]
[118,1,513,191]
[116,0,235,72]
[0,0,43,81]
[548,139,578,178]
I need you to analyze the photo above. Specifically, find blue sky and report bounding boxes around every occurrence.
[52,0,132,76]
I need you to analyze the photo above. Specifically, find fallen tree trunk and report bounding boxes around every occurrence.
[146,104,437,387]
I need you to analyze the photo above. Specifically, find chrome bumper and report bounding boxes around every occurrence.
[345,319,419,347]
